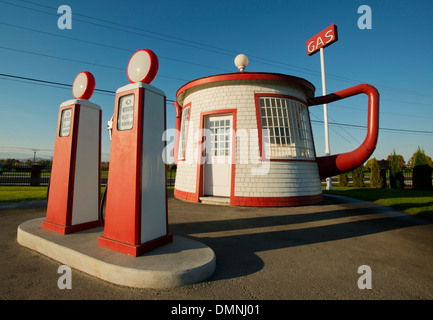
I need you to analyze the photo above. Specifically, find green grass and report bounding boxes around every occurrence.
[0,186,48,203]
[323,187,433,221]
[0,186,106,203]
[0,185,172,203]
[1,172,51,176]
[2,185,432,222]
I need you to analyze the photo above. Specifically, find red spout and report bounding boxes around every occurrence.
[308,84,379,180]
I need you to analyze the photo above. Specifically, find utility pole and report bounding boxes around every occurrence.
[31,148,39,163]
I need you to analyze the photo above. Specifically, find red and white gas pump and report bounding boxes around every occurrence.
[42,71,102,234]
[98,49,172,257]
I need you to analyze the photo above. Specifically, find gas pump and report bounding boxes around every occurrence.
[98,49,173,257]
[42,71,102,234]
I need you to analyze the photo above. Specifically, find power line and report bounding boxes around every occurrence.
[0,73,176,103]
[381,98,433,107]
[1,72,431,136]
[309,111,356,145]
[310,120,433,135]
[2,42,432,117]
[0,1,237,57]
[3,0,433,99]
[1,2,432,135]
[0,73,115,95]
[329,102,433,120]
[3,40,432,115]
[0,21,232,74]
[0,146,53,152]
[19,0,239,56]
[0,46,190,83]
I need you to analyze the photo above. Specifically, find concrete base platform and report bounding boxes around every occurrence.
[17,217,216,288]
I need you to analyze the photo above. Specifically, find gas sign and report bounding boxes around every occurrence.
[306,24,338,56]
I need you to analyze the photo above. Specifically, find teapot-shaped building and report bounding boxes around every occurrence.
[172,55,379,207]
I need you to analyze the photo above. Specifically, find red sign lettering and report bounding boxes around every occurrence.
[306,24,338,56]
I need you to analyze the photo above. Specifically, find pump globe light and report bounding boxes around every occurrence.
[127,49,159,84]
[72,71,95,100]
[234,54,249,72]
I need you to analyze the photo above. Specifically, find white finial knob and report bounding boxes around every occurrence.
[234,54,249,72]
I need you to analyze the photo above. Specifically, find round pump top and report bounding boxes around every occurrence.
[72,71,95,100]
[127,49,159,84]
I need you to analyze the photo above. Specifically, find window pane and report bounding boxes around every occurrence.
[178,106,190,159]
[268,117,273,126]
[258,97,313,159]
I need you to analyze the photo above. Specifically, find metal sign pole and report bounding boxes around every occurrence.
[320,47,332,190]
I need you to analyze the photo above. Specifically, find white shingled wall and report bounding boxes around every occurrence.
[174,79,322,198]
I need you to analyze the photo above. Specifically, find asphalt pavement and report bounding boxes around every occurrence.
[1,192,432,302]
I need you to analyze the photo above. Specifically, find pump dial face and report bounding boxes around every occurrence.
[72,71,95,100]
[127,49,159,84]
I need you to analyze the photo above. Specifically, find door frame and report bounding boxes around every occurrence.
[196,109,237,200]
[203,113,233,197]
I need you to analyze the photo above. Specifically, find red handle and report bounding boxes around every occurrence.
[308,84,380,180]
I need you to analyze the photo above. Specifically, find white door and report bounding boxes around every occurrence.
[204,114,233,197]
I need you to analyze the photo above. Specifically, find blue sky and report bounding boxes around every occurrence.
[1,0,432,164]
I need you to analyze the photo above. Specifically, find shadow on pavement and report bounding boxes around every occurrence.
[168,195,431,282]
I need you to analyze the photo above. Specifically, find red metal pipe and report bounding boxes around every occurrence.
[308,84,379,180]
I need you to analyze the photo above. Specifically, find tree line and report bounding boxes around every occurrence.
[338,147,432,190]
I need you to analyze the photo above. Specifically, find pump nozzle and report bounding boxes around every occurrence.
[107,116,113,140]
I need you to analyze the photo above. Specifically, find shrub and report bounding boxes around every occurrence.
[389,151,405,189]
[380,167,387,188]
[412,147,432,190]
[338,172,349,187]
[369,158,383,188]
[352,166,365,187]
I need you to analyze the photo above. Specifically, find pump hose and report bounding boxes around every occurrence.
[100,183,107,226]
[46,179,50,201]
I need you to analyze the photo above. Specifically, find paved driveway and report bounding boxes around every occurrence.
[1,193,432,301]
